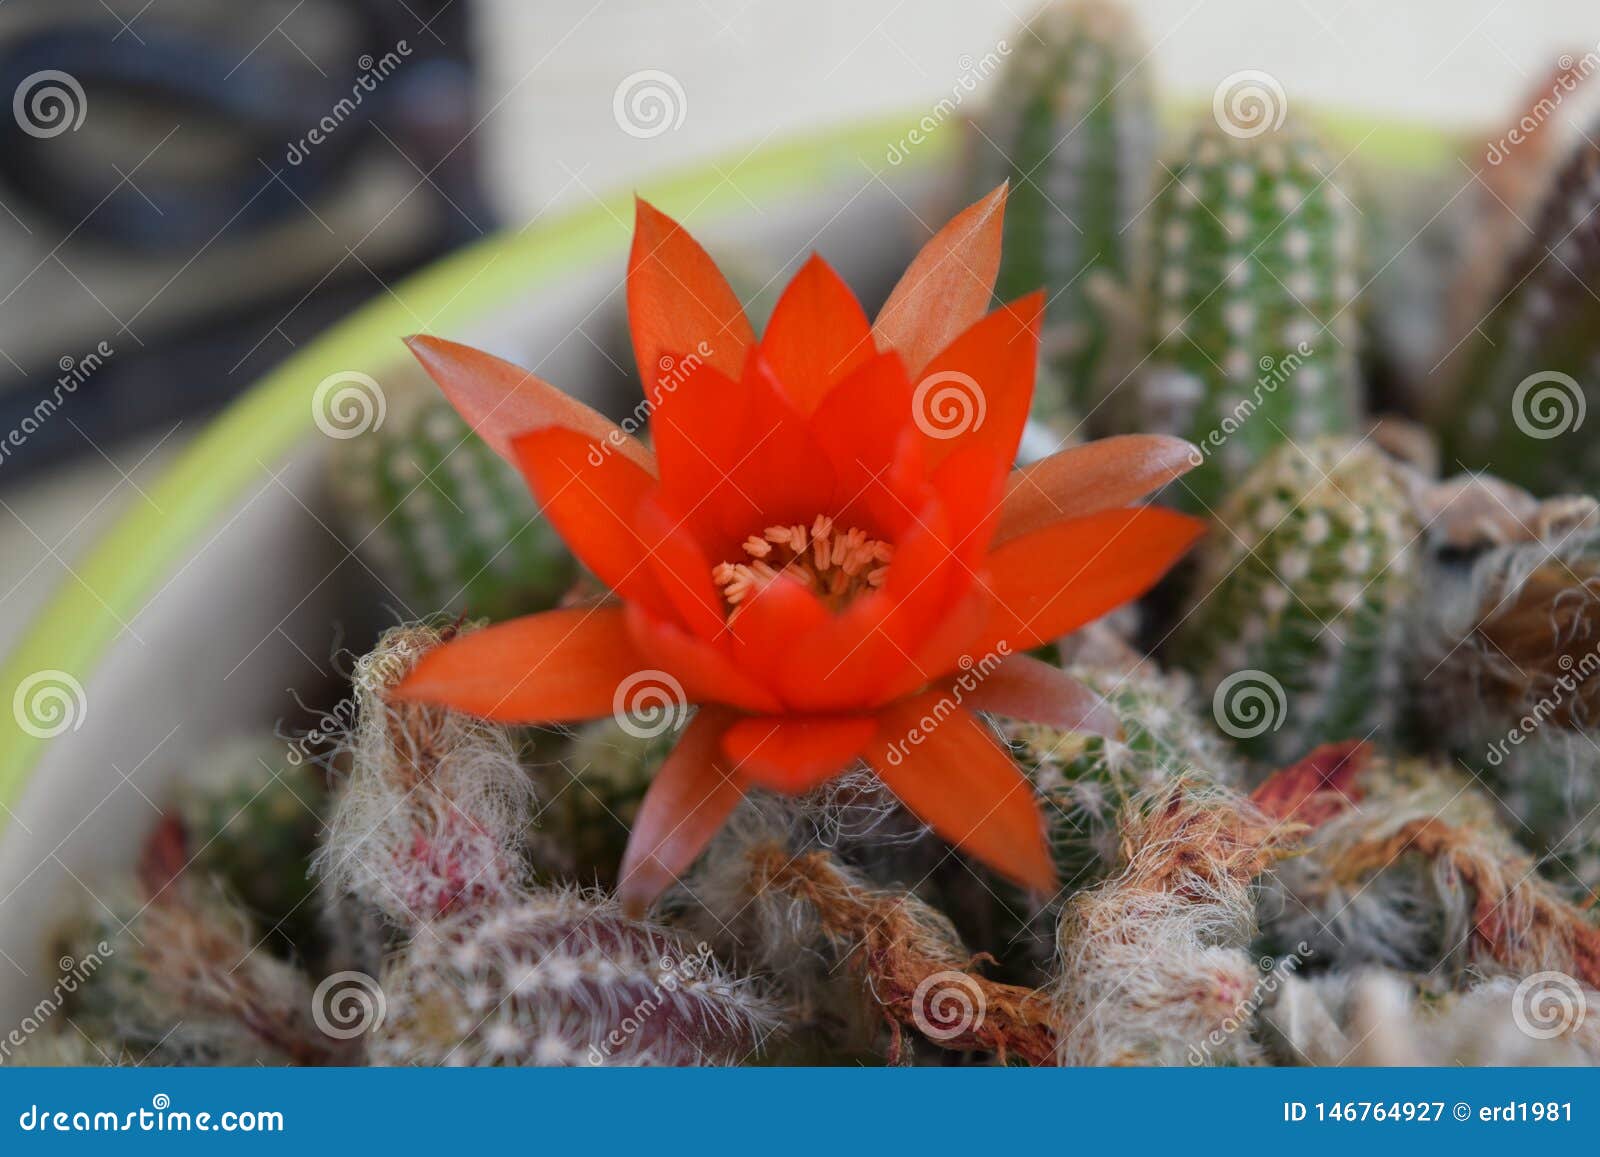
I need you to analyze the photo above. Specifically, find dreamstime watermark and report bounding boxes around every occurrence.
[1510,370,1585,441]
[1487,49,1600,165]
[1485,643,1600,767]
[1212,668,1287,741]
[587,340,713,466]
[585,941,716,1064]
[312,371,386,439]
[612,670,688,740]
[13,70,86,139]
[286,43,412,165]
[911,970,986,1041]
[17,1094,283,1134]
[886,43,1011,165]
[312,970,387,1039]
[12,669,87,740]
[882,643,1012,767]
[911,370,987,440]
[1511,970,1587,1040]
[1186,342,1315,466]
[612,70,686,139]
[0,340,113,469]
[0,943,113,1062]
[1187,941,1312,1065]
[1212,70,1287,139]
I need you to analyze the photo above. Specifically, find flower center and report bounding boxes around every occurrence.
[712,515,893,615]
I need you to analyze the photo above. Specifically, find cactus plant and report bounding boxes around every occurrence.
[971,0,1157,416]
[1137,121,1362,510]
[315,622,537,929]
[539,718,678,886]
[330,396,574,620]
[1173,438,1419,765]
[173,736,327,954]
[1440,131,1600,495]
[1005,662,1243,894]
[368,888,779,1066]
[1413,520,1600,887]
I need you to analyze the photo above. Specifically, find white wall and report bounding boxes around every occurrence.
[477,0,1600,219]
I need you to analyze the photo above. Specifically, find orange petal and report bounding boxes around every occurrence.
[406,335,654,474]
[721,714,876,793]
[946,654,1119,736]
[624,604,784,715]
[618,706,745,916]
[759,255,874,414]
[510,426,669,615]
[997,434,1200,544]
[873,184,1007,376]
[628,199,754,387]
[980,506,1206,652]
[913,292,1042,473]
[391,607,652,723]
[865,693,1055,892]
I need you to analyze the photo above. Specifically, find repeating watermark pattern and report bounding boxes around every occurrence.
[13,669,88,740]
[1186,342,1315,466]
[1485,644,1600,767]
[585,941,716,1064]
[1188,941,1311,1065]
[1511,970,1587,1040]
[1212,70,1287,139]
[13,70,87,139]
[612,670,688,740]
[612,70,687,139]
[286,43,412,165]
[312,371,387,439]
[912,370,986,440]
[0,340,113,470]
[1510,370,1585,441]
[882,643,1011,767]
[1211,668,1287,740]
[0,943,113,1062]
[1487,49,1600,165]
[911,970,986,1041]
[886,43,1010,165]
[587,340,712,466]
[311,970,387,1039]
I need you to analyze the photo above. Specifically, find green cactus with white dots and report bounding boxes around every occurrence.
[330,397,575,619]
[1173,438,1419,765]
[540,718,679,886]
[973,0,1157,418]
[1138,121,1363,511]
[1441,138,1600,495]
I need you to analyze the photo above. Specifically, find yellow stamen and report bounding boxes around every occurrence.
[713,515,893,615]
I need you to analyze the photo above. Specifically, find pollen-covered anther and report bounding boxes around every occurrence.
[713,515,893,613]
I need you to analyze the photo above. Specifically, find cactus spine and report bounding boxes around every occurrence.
[1173,438,1418,764]
[974,0,1157,416]
[1140,122,1362,510]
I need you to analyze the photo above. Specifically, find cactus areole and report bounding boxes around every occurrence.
[389,185,1206,913]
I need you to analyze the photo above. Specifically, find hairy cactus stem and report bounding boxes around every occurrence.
[747,845,1057,1064]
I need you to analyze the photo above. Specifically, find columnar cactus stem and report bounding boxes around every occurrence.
[972,0,1157,417]
[330,397,574,619]
[1138,122,1362,509]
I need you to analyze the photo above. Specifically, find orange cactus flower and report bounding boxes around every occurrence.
[391,185,1205,914]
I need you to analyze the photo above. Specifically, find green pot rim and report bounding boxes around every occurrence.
[0,107,1453,831]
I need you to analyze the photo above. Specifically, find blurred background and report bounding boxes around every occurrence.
[1,0,1598,655]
